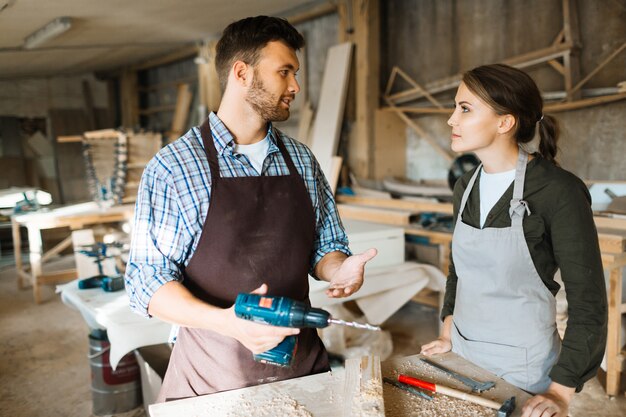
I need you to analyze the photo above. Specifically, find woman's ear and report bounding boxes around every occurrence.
[497,114,516,135]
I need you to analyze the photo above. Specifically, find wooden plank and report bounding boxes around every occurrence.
[167,83,193,143]
[337,195,453,215]
[606,264,624,396]
[329,156,343,195]
[381,353,531,417]
[597,229,626,254]
[373,108,407,180]
[595,215,626,230]
[338,204,416,226]
[56,135,83,143]
[37,269,77,285]
[544,92,626,112]
[343,356,385,417]
[309,42,353,181]
[297,100,314,147]
[149,352,530,417]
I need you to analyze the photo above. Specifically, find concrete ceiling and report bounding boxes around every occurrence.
[0,0,320,80]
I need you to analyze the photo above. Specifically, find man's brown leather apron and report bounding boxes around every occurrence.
[157,120,330,402]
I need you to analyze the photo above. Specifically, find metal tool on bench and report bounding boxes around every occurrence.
[77,242,125,292]
[420,357,495,393]
[383,377,433,400]
[398,374,516,417]
[234,293,381,367]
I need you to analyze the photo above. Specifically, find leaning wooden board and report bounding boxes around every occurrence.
[150,352,531,417]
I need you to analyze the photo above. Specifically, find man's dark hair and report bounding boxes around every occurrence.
[215,16,305,91]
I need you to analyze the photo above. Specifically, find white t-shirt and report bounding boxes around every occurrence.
[479,167,515,228]
[234,137,270,174]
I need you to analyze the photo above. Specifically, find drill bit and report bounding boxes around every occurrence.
[328,318,381,331]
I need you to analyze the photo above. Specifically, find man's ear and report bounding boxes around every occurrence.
[232,60,251,87]
[497,114,516,135]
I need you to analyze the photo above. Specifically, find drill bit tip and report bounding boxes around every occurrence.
[328,318,381,331]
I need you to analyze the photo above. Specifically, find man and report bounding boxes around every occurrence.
[125,15,376,401]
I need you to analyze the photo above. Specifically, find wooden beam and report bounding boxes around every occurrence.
[132,45,197,71]
[287,1,338,25]
[120,68,139,128]
[545,92,626,112]
[548,30,566,75]
[384,97,453,162]
[350,0,379,179]
[570,42,626,96]
[387,42,573,105]
[562,0,582,101]
[380,106,452,115]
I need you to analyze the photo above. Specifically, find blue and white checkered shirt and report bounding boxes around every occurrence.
[125,112,351,317]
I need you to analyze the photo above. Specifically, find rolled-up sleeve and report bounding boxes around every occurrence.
[308,157,351,276]
[125,159,193,317]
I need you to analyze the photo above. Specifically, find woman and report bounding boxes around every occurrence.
[421,64,607,417]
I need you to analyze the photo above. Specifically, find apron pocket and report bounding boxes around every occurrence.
[452,323,529,391]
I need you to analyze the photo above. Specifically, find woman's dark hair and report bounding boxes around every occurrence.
[215,16,305,91]
[462,64,559,164]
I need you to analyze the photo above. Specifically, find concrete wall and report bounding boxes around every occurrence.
[0,74,108,119]
[382,0,626,180]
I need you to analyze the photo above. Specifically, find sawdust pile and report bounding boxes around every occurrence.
[220,394,313,417]
[384,361,493,417]
[352,377,385,416]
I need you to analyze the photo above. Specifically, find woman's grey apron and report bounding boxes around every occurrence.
[157,120,329,402]
[450,148,560,393]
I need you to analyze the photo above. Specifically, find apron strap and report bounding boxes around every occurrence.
[509,148,531,227]
[271,127,299,177]
[199,118,221,180]
[456,163,482,228]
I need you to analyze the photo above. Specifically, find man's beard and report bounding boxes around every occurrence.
[245,74,291,122]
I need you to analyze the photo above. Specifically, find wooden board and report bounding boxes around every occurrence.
[338,204,417,226]
[309,42,353,181]
[149,352,531,417]
[343,356,385,417]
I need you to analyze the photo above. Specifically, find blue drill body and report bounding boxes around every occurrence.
[234,293,331,367]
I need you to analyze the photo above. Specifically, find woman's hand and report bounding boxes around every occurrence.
[420,336,452,355]
[420,315,453,355]
[521,382,574,417]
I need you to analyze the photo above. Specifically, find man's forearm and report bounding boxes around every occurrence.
[148,281,226,332]
[314,251,348,282]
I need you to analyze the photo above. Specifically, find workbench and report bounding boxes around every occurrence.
[149,352,531,417]
[336,196,626,397]
[12,202,134,303]
[57,279,172,369]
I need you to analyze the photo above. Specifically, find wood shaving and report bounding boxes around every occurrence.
[352,377,385,416]
[227,395,313,417]
[384,361,493,417]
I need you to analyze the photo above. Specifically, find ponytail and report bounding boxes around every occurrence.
[537,114,559,165]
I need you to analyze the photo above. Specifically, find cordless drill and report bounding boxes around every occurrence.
[234,293,380,367]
